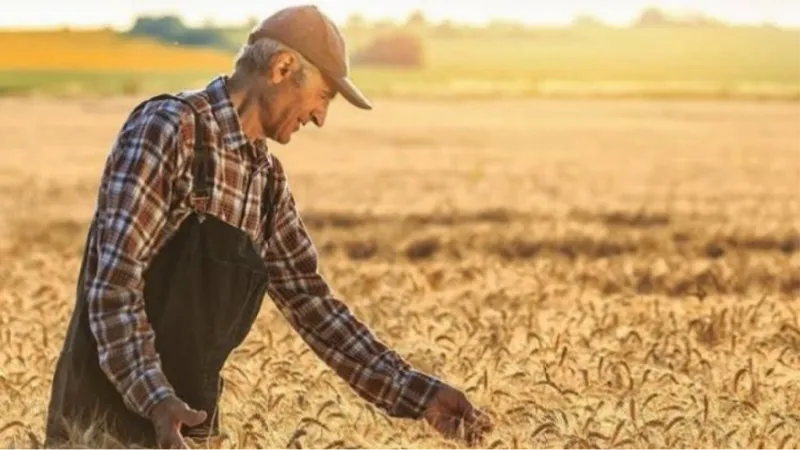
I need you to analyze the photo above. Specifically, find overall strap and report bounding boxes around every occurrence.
[262,166,277,240]
[131,93,281,234]
[132,93,213,215]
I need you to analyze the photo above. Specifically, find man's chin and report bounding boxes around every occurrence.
[268,132,292,145]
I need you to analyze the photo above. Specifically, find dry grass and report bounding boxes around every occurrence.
[0,95,798,448]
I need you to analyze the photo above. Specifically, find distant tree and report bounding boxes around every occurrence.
[180,28,229,48]
[128,15,187,42]
[127,14,233,51]
[635,7,669,27]
[572,14,607,28]
[406,9,427,27]
[633,7,726,28]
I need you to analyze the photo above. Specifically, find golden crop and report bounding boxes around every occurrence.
[0,30,233,71]
[0,95,798,448]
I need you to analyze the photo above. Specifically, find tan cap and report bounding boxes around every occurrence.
[248,5,372,110]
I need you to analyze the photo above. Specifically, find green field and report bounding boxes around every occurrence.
[1,25,798,99]
[0,70,217,96]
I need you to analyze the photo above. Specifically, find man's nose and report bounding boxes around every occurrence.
[311,108,327,127]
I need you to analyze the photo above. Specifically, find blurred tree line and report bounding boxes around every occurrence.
[345,6,737,37]
[125,7,781,69]
[126,5,750,49]
[127,15,238,51]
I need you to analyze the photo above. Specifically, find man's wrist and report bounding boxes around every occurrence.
[123,367,176,420]
[146,392,177,421]
[388,370,443,419]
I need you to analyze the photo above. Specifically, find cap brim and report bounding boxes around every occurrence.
[330,76,372,110]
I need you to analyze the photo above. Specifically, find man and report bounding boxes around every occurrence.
[45,4,491,449]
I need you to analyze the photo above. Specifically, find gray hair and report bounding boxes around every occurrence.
[233,37,316,84]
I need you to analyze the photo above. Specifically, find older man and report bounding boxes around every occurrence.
[44,4,490,449]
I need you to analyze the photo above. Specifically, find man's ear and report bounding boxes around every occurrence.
[268,51,298,84]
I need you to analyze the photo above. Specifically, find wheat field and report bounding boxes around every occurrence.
[0,95,798,448]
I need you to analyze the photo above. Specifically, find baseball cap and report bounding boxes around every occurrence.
[247,5,373,110]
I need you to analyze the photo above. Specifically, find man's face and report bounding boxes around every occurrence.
[258,55,337,145]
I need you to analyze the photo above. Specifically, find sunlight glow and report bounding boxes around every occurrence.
[0,0,798,29]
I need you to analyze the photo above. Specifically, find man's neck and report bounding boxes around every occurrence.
[226,74,265,142]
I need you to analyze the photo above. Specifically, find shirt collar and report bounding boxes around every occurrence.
[204,75,271,164]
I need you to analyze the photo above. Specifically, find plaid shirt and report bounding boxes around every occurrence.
[84,75,440,421]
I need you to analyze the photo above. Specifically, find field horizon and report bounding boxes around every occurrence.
[1,24,799,101]
[1,94,798,448]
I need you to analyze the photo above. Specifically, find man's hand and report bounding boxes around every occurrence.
[423,383,493,445]
[150,396,207,449]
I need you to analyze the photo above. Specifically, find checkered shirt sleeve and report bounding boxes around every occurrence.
[264,164,442,419]
[86,105,186,419]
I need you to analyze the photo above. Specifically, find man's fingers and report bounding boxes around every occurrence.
[431,410,484,443]
[427,410,458,439]
[469,408,493,431]
[457,402,493,445]
[177,406,208,427]
[424,385,493,445]
[457,398,483,431]
[158,430,189,449]
[440,415,460,439]
[461,404,478,427]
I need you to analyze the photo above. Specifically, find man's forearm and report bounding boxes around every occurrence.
[269,289,441,418]
[85,100,185,420]
[87,270,176,418]
[264,158,441,417]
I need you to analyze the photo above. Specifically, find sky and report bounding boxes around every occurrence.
[0,0,798,29]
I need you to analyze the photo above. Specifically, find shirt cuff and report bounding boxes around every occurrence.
[388,370,442,419]
[123,367,176,419]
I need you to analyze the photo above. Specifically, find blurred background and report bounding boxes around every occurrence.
[1,0,798,99]
[1,1,800,448]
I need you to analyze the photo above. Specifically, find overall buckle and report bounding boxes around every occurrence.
[190,195,210,222]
